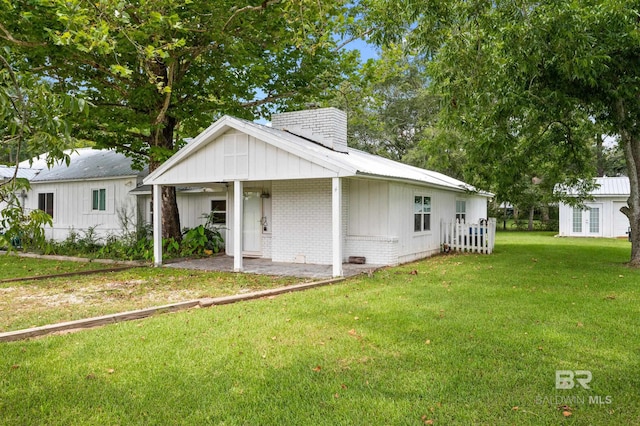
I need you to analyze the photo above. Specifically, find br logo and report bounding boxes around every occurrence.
[556,370,592,390]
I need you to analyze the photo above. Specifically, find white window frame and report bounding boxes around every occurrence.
[210,199,227,225]
[414,194,432,233]
[92,188,107,211]
[456,199,467,223]
[38,192,54,219]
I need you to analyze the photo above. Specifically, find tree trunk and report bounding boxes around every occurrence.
[149,115,182,241]
[596,133,605,177]
[541,205,550,224]
[615,100,640,266]
[162,185,182,240]
[528,206,534,231]
[621,136,640,266]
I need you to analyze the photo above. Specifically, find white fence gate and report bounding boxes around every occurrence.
[440,218,496,254]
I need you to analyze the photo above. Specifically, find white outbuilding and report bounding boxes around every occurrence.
[558,176,630,238]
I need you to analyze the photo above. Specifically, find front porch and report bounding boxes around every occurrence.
[165,256,382,279]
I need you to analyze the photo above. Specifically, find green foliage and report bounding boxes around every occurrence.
[0,177,52,252]
[0,203,52,252]
[1,0,364,239]
[180,212,225,256]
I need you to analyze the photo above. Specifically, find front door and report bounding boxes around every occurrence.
[243,191,262,256]
[571,203,602,236]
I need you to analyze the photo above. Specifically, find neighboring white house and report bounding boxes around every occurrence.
[558,176,630,238]
[9,149,226,242]
[144,107,492,276]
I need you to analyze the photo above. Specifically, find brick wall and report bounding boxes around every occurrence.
[271,178,334,264]
[271,108,348,153]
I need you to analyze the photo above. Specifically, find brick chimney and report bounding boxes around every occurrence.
[271,107,348,153]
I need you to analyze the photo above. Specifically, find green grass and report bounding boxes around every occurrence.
[0,255,113,279]
[0,267,301,332]
[1,233,639,425]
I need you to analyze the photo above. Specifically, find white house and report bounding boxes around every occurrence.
[144,108,492,276]
[558,176,630,238]
[12,149,226,242]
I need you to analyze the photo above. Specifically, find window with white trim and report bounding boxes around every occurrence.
[572,207,582,233]
[38,193,54,218]
[414,195,431,232]
[456,200,466,222]
[211,200,227,224]
[92,188,106,211]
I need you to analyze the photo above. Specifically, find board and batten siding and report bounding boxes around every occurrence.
[152,130,338,185]
[26,177,137,241]
[345,178,398,265]
[559,198,630,238]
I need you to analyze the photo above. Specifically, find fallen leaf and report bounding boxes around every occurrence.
[107,369,115,374]
[512,406,519,411]
[86,373,96,380]
[562,411,572,417]
[312,365,322,372]
[354,316,359,320]
[348,329,357,336]
[424,420,434,425]
[341,384,347,389]
[425,339,431,345]
[271,336,277,340]
[577,322,584,327]
[11,364,19,369]
[409,270,418,275]
[334,393,339,398]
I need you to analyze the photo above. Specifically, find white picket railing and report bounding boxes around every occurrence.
[440,218,497,254]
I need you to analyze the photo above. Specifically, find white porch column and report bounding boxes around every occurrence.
[152,184,163,267]
[233,180,243,272]
[332,177,343,277]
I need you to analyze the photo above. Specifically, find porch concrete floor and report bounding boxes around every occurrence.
[165,255,383,279]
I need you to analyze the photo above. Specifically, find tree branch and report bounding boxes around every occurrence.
[240,90,296,108]
[222,1,281,32]
[335,28,374,52]
[0,22,47,47]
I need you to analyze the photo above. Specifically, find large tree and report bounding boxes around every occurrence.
[365,0,640,264]
[1,0,361,239]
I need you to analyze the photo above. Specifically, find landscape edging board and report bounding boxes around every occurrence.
[0,277,344,342]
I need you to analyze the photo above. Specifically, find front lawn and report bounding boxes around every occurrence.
[1,233,638,425]
[0,255,114,280]
[0,266,301,332]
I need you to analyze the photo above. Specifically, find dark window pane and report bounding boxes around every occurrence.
[424,214,431,231]
[414,213,422,232]
[99,189,106,211]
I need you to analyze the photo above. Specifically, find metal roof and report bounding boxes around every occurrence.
[236,118,490,194]
[591,176,630,196]
[145,116,492,196]
[23,148,148,182]
[0,165,40,180]
[559,176,630,197]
